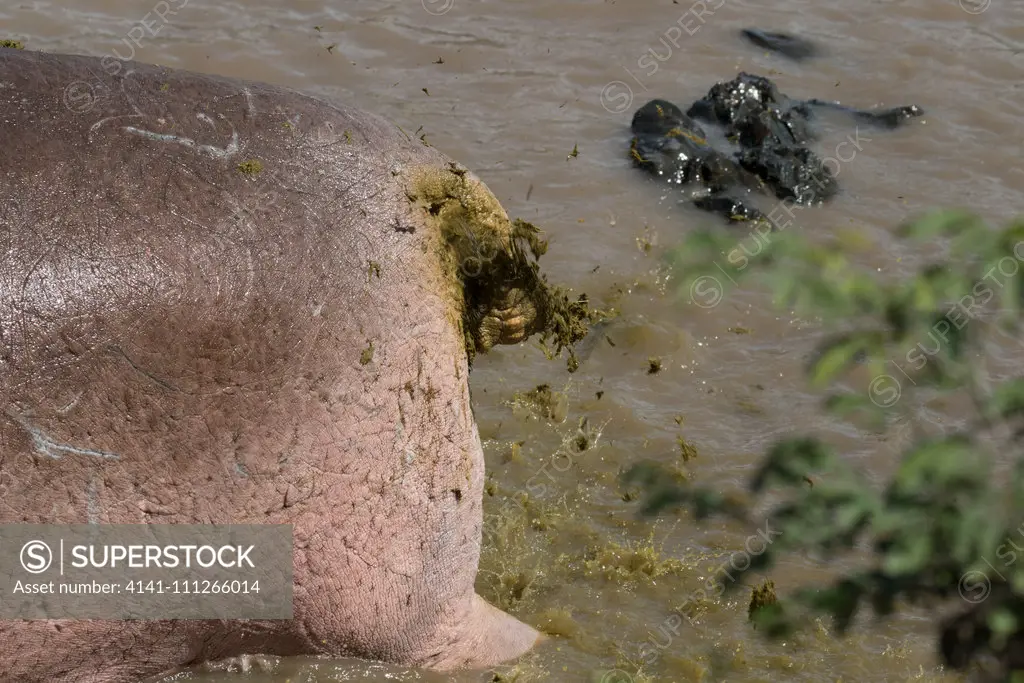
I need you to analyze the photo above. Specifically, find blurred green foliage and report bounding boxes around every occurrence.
[624,210,1024,680]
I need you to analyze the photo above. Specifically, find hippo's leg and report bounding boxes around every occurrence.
[413,593,544,670]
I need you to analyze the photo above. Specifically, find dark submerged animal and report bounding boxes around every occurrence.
[629,34,924,225]
[741,28,821,61]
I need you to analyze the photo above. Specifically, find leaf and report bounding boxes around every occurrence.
[748,547,775,572]
[771,271,802,309]
[824,392,872,415]
[621,462,692,516]
[989,608,1018,638]
[882,530,932,576]
[870,582,897,617]
[691,488,728,520]
[824,392,887,429]
[952,503,1003,566]
[888,437,982,499]
[832,495,875,542]
[884,300,911,338]
[809,335,864,388]
[896,209,980,240]
[911,275,938,313]
[638,486,689,517]
[1012,459,1024,510]
[751,439,834,492]
[986,379,1024,421]
[797,578,864,633]
[1011,565,1024,595]
[621,461,662,488]
[1000,276,1022,321]
[749,602,791,637]
[987,607,1020,651]
[844,272,885,315]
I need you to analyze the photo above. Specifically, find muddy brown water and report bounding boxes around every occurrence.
[5,0,1024,681]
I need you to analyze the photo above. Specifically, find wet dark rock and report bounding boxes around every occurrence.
[733,105,816,149]
[739,143,838,204]
[630,98,702,138]
[687,72,788,126]
[629,71,923,225]
[630,99,765,200]
[741,28,820,61]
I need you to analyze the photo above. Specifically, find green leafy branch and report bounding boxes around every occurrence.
[625,211,1024,680]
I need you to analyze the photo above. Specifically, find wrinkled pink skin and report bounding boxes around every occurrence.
[0,50,541,682]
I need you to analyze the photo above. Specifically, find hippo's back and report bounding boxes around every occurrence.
[0,50,473,527]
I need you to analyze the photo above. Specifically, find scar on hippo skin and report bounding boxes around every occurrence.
[56,391,84,414]
[122,112,240,159]
[90,69,242,157]
[210,86,258,119]
[5,409,120,460]
[630,71,923,224]
[86,68,171,141]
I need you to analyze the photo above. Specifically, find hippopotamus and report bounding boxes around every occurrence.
[630,32,924,224]
[0,48,588,682]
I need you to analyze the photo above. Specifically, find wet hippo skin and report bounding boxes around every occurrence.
[0,49,553,682]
